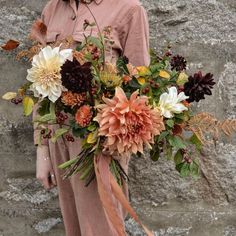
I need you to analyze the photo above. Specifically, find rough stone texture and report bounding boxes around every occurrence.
[0,0,236,235]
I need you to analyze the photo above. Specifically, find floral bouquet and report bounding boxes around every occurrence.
[2,20,236,235]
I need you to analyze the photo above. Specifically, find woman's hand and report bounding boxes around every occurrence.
[36,145,57,190]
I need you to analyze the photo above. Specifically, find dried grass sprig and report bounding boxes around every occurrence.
[16,36,75,61]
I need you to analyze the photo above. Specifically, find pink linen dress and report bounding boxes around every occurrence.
[34,0,150,235]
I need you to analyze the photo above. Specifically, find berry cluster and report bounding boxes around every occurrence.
[149,80,159,89]
[11,98,22,105]
[41,129,52,139]
[91,47,100,60]
[142,87,150,94]
[91,85,98,95]
[56,112,68,125]
[164,50,172,57]
[65,134,75,142]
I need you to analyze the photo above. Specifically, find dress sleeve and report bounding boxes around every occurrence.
[119,5,150,66]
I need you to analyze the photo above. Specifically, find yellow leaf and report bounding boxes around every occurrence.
[136,66,150,76]
[2,92,17,100]
[23,96,34,116]
[137,77,146,85]
[159,70,171,79]
[177,72,189,86]
[87,131,98,144]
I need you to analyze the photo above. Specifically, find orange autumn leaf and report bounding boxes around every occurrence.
[1,39,20,51]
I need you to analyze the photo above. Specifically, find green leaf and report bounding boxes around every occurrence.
[168,136,186,149]
[87,36,103,49]
[176,162,190,177]
[150,148,160,161]
[165,145,173,160]
[34,102,56,123]
[157,131,169,142]
[38,99,50,116]
[34,113,55,123]
[72,127,87,138]
[116,57,129,75]
[189,134,202,151]
[166,119,174,128]
[174,150,183,165]
[190,161,200,177]
[23,96,34,116]
[180,163,190,177]
[51,128,70,143]
[128,78,141,89]
[87,123,97,132]
[149,64,163,73]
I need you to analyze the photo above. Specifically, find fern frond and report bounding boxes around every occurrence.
[217,119,236,136]
[185,112,236,144]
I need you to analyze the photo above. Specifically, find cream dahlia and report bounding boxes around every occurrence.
[27,46,72,102]
[94,87,165,156]
[158,86,189,118]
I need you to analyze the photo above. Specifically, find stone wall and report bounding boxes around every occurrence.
[0,0,235,235]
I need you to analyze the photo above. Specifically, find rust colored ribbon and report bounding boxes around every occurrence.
[94,154,153,236]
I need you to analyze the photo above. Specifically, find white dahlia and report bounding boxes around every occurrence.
[158,86,189,118]
[27,46,72,102]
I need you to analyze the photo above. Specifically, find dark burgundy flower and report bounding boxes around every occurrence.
[61,59,93,94]
[170,55,187,71]
[184,71,215,103]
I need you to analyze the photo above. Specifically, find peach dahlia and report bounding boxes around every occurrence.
[94,87,165,157]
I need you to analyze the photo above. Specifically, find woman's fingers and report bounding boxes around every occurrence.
[38,175,51,190]
[44,179,51,190]
[50,171,57,186]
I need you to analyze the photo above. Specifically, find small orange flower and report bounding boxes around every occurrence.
[122,75,132,84]
[75,105,93,127]
[61,91,86,108]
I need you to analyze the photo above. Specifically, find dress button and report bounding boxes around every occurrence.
[71,15,76,21]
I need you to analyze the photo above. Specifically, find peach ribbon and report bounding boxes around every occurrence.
[94,154,153,236]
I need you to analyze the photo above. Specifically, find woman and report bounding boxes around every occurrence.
[35,0,150,235]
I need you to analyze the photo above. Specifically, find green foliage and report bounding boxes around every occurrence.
[168,135,186,149]
[34,102,56,123]
[116,57,129,75]
[166,119,174,128]
[189,134,202,151]
[38,99,50,116]
[176,160,199,178]
[150,146,160,161]
[51,128,70,143]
